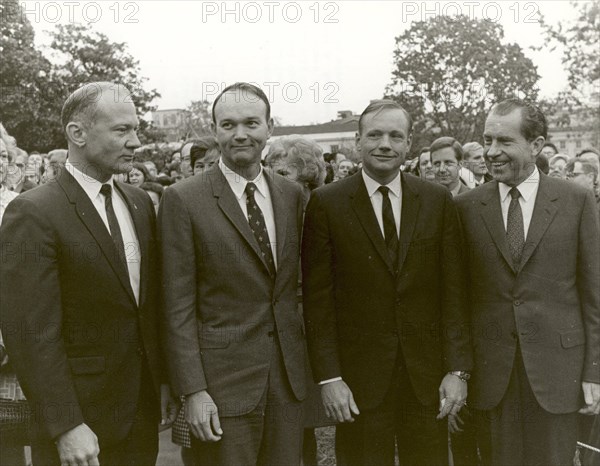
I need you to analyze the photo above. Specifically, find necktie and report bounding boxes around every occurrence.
[378,186,399,270]
[245,182,276,277]
[506,187,524,268]
[100,184,128,270]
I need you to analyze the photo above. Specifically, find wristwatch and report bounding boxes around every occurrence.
[448,371,471,382]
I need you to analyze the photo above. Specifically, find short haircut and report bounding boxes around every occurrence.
[419,146,430,155]
[358,99,413,135]
[190,135,220,168]
[549,154,569,166]
[490,99,547,141]
[265,135,326,191]
[462,142,483,160]
[429,136,464,162]
[61,82,130,131]
[212,82,271,123]
[542,142,558,154]
[576,147,600,159]
[566,158,598,180]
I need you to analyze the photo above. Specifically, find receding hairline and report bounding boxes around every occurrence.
[61,82,134,130]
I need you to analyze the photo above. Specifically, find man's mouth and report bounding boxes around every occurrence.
[492,162,508,168]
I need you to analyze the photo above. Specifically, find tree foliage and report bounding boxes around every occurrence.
[0,7,160,152]
[385,15,540,153]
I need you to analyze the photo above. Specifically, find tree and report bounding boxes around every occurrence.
[536,1,599,147]
[385,15,540,153]
[0,0,64,151]
[49,23,160,119]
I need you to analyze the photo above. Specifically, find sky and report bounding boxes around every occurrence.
[23,0,581,125]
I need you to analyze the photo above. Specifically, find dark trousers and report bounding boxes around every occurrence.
[475,348,578,466]
[335,357,447,466]
[31,365,159,466]
[190,335,303,466]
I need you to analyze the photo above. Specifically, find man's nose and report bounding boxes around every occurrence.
[234,125,247,140]
[128,132,141,149]
[378,134,392,150]
[486,142,500,158]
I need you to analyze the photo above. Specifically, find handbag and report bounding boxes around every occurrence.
[0,370,31,433]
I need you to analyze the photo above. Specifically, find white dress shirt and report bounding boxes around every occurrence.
[219,159,277,268]
[361,170,402,239]
[498,167,540,240]
[65,160,141,303]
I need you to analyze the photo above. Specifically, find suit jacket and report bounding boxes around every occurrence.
[302,171,472,409]
[455,175,600,413]
[158,165,307,417]
[0,170,162,444]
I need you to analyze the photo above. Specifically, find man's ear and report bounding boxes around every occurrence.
[407,132,413,152]
[210,121,216,135]
[267,118,274,138]
[66,122,86,147]
[355,132,361,152]
[531,136,545,157]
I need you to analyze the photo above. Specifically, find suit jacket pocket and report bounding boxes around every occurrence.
[198,331,231,349]
[68,356,106,375]
[561,329,585,348]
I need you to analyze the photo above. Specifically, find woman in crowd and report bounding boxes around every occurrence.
[127,161,151,188]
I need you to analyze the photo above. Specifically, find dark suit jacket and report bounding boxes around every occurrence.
[456,175,600,413]
[158,166,307,417]
[0,170,162,444]
[302,172,472,410]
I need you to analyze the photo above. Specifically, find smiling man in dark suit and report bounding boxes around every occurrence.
[159,82,307,466]
[0,82,166,466]
[302,99,472,466]
[456,99,600,465]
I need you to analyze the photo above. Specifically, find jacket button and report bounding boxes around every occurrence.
[514,300,522,306]
[137,347,145,357]
[511,331,518,339]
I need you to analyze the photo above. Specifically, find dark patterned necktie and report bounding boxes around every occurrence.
[378,186,399,270]
[506,187,524,268]
[245,182,275,276]
[100,184,128,270]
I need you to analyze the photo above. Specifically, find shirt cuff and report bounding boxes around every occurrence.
[319,377,343,385]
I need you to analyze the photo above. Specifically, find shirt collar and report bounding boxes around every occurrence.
[361,169,402,198]
[219,158,268,200]
[498,166,539,203]
[65,159,114,200]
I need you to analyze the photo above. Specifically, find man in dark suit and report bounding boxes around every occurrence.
[455,99,600,465]
[159,82,307,466]
[0,82,167,466]
[302,99,472,466]
[430,136,471,197]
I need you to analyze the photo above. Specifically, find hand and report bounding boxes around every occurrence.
[579,382,600,415]
[56,423,100,466]
[160,384,177,428]
[437,373,468,433]
[321,380,360,423]
[185,390,223,442]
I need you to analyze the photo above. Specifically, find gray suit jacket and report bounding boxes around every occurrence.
[158,165,307,416]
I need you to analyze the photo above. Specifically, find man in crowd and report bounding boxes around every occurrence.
[0,82,168,466]
[179,140,196,179]
[540,141,559,159]
[159,82,307,465]
[462,141,489,187]
[456,99,600,465]
[302,99,472,466]
[549,153,569,179]
[44,148,68,183]
[430,136,470,197]
[0,138,18,223]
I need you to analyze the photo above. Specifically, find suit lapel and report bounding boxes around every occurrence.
[350,175,394,274]
[59,171,137,305]
[518,175,558,272]
[210,167,273,275]
[479,182,515,272]
[264,170,287,268]
[115,182,147,307]
[397,174,419,274]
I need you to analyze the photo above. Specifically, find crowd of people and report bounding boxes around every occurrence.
[0,81,599,466]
